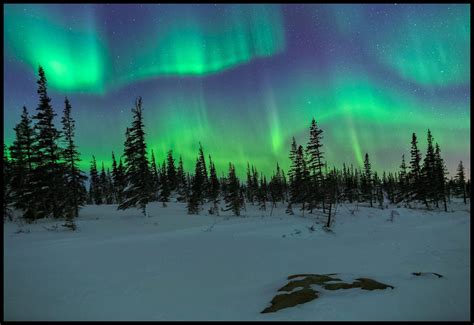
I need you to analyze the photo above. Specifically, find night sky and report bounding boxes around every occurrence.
[4,4,470,178]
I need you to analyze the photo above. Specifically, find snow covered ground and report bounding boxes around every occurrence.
[4,199,470,320]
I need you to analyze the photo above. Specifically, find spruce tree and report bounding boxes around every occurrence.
[111,152,120,203]
[159,160,170,206]
[89,156,102,204]
[149,150,160,201]
[166,150,177,192]
[4,144,13,220]
[409,133,423,204]
[99,162,108,204]
[398,154,408,202]
[421,129,436,207]
[60,97,87,219]
[31,66,65,219]
[188,157,204,214]
[258,176,267,211]
[176,155,188,202]
[305,117,325,213]
[208,156,220,214]
[246,162,254,204]
[112,157,126,205]
[286,137,298,214]
[118,97,153,216]
[9,106,36,219]
[434,143,448,211]
[105,168,114,204]
[455,160,466,204]
[198,143,208,196]
[363,153,373,207]
[224,163,241,216]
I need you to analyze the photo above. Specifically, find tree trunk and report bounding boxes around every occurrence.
[326,202,332,228]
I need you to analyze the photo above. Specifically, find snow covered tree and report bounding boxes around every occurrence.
[60,97,87,219]
[224,163,241,216]
[118,97,153,216]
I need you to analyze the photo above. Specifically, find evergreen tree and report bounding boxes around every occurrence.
[118,97,153,216]
[166,150,177,192]
[105,168,114,204]
[434,143,448,211]
[246,162,254,204]
[31,66,65,219]
[198,143,208,196]
[208,156,220,214]
[114,157,126,205]
[455,160,467,204]
[188,157,204,214]
[149,150,160,201]
[9,106,36,219]
[250,165,259,204]
[258,176,268,211]
[176,155,188,202]
[159,160,170,206]
[363,153,373,207]
[324,168,338,228]
[408,133,423,204]
[111,152,120,203]
[99,162,107,204]
[4,144,13,220]
[421,129,436,207]
[305,117,325,213]
[223,163,241,216]
[268,163,284,214]
[398,154,408,201]
[286,137,298,214]
[60,97,87,219]
[89,156,102,204]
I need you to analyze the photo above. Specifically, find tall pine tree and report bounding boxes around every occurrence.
[224,163,241,216]
[60,97,87,219]
[118,97,153,216]
[31,66,65,219]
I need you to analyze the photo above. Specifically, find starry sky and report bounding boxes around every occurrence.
[4,4,471,179]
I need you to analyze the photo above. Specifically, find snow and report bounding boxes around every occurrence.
[4,200,470,320]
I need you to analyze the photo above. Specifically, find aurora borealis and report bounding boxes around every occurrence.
[4,4,470,178]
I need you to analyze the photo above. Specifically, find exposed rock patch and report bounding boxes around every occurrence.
[412,272,443,278]
[262,273,394,314]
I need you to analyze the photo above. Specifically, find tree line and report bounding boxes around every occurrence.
[3,67,471,226]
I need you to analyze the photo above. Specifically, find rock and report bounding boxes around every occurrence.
[261,288,319,313]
